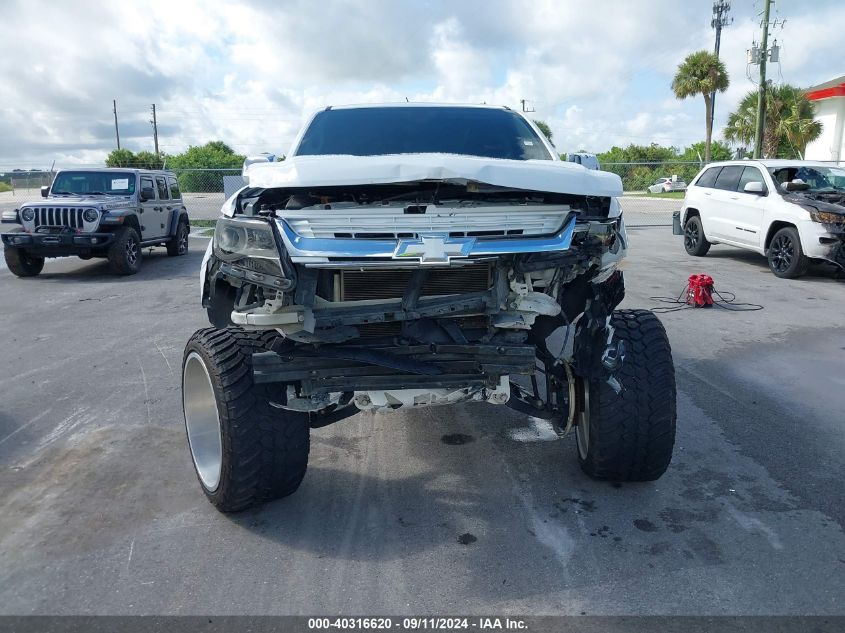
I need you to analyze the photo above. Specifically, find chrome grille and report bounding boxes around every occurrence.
[33,207,86,229]
[339,263,492,301]
[282,205,570,240]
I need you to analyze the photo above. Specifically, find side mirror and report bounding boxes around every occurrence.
[139,186,155,201]
[41,186,49,198]
[743,181,766,194]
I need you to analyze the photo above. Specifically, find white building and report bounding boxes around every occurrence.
[804,75,845,163]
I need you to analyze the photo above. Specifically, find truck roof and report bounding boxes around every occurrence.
[55,167,176,176]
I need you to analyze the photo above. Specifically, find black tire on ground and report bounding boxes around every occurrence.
[767,226,810,279]
[182,327,310,512]
[166,219,189,257]
[683,214,711,256]
[4,246,44,277]
[107,226,142,275]
[576,309,676,482]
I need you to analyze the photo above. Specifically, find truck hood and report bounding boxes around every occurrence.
[244,154,623,198]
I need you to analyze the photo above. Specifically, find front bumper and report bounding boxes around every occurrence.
[1,231,116,253]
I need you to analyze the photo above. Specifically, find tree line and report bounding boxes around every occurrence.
[105,141,247,192]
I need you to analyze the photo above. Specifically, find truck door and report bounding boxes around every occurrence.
[154,176,170,238]
[139,176,159,240]
[725,166,768,247]
[707,165,745,242]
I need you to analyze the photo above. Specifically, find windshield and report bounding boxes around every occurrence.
[769,165,845,192]
[295,106,552,161]
[51,171,136,195]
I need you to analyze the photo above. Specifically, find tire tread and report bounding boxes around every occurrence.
[579,309,677,481]
[183,327,309,512]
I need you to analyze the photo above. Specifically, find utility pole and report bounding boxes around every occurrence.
[112,99,121,150]
[150,104,159,156]
[710,1,732,139]
[752,0,772,158]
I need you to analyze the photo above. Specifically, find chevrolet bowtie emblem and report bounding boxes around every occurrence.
[394,233,475,264]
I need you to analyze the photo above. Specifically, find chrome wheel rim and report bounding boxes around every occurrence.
[684,221,700,251]
[179,226,188,254]
[125,239,138,266]
[575,381,591,460]
[770,234,794,273]
[183,351,222,491]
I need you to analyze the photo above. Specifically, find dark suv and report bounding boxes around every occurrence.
[1,168,190,276]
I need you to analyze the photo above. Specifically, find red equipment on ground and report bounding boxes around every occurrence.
[686,274,714,307]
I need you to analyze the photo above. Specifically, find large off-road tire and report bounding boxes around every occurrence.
[182,327,310,512]
[767,226,810,279]
[683,214,711,256]
[576,309,676,481]
[107,226,142,275]
[4,246,44,277]
[166,219,189,257]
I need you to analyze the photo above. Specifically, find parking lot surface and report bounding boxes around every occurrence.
[0,228,843,615]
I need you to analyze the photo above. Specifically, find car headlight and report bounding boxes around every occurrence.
[21,208,35,222]
[214,217,280,261]
[83,208,99,223]
[809,209,845,225]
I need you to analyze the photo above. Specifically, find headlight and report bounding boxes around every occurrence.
[214,218,280,261]
[809,209,845,225]
[83,208,99,223]
[21,208,35,222]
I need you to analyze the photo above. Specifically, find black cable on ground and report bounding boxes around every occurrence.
[648,283,763,313]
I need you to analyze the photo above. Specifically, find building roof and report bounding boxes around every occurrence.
[806,75,845,101]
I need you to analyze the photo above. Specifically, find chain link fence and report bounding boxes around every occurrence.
[605,161,704,227]
[1,162,703,224]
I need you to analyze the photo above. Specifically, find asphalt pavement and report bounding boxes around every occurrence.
[0,228,843,615]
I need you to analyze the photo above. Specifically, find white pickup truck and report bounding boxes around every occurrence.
[182,103,677,512]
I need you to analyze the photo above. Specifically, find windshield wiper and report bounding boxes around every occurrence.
[53,190,76,195]
[87,191,107,195]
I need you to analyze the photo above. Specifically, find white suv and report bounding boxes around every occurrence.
[680,160,845,278]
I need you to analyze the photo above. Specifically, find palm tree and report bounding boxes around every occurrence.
[724,85,822,158]
[672,51,730,162]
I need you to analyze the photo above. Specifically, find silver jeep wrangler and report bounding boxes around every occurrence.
[182,104,677,512]
[1,168,190,276]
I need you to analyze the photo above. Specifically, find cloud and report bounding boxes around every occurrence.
[1,0,843,166]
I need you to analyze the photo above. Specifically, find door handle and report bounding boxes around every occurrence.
[729,196,739,200]
[154,206,162,211]
[166,206,172,211]
[703,192,711,196]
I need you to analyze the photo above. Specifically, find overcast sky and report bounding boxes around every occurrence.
[1,0,842,167]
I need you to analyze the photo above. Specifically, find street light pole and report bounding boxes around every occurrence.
[113,99,120,150]
[710,1,731,141]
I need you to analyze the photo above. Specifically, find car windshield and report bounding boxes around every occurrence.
[295,106,553,161]
[51,171,135,196]
[768,165,845,192]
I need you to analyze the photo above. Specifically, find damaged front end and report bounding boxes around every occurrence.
[202,180,628,428]
[783,190,845,269]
